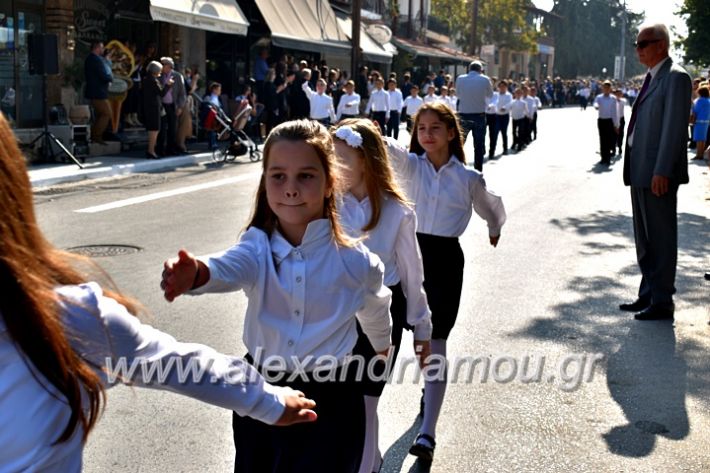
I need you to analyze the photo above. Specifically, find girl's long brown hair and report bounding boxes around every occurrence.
[333,118,410,232]
[246,119,353,247]
[409,102,467,163]
[0,113,137,443]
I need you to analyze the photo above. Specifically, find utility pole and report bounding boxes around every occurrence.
[471,0,480,56]
[619,0,626,81]
[408,0,413,38]
[352,0,361,78]
[420,0,425,40]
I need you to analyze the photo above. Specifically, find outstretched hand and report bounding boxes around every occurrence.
[274,389,317,426]
[161,249,199,302]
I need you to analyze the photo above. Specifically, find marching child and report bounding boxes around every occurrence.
[301,70,337,126]
[402,85,423,132]
[510,88,529,152]
[333,119,432,473]
[336,80,361,121]
[161,120,392,473]
[386,102,506,462]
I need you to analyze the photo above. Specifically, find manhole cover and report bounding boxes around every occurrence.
[66,245,142,257]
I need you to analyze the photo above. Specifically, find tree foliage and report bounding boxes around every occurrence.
[677,0,710,67]
[544,0,645,78]
[431,0,538,55]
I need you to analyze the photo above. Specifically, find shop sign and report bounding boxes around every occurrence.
[74,0,111,44]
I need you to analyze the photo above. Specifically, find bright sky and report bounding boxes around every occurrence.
[535,0,688,61]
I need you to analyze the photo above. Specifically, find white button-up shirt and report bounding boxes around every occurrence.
[423,94,442,105]
[509,99,528,120]
[446,95,459,111]
[387,88,404,113]
[0,283,287,472]
[403,95,424,116]
[386,139,507,237]
[617,96,627,119]
[594,94,620,127]
[336,92,361,119]
[194,220,392,372]
[302,82,336,122]
[486,91,499,114]
[366,88,390,114]
[496,91,513,115]
[524,95,538,119]
[340,194,433,340]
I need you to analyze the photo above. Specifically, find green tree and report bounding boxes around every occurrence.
[431,0,538,55]
[544,0,644,78]
[677,0,710,67]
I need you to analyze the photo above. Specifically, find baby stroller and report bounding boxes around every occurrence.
[203,99,262,163]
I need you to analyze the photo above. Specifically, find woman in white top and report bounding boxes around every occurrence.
[161,119,392,473]
[0,114,315,473]
[333,119,432,473]
[386,102,507,462]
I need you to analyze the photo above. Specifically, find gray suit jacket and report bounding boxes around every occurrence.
[623,58,691,187]
[162,71,187,110]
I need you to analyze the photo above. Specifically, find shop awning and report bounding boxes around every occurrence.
[336,16,392,64]
[255,0,351,55]
[149,0,249,36]
[391,36,458,61]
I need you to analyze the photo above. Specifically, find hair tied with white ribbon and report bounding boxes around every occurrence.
[335,126,363,149]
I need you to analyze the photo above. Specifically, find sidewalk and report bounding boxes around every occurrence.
[28,147,217,188]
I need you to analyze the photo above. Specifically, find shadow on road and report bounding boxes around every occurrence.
[513,209,708,458]
[380,416,432,473]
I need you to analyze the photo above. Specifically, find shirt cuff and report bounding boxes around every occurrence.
[413,319,433,341]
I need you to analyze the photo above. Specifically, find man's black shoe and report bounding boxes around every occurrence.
[619,299,650,312]
[634,303,674,321]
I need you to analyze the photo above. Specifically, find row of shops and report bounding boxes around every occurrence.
[0,0,480,145]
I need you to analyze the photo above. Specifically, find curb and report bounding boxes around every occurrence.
[30,152,214,188]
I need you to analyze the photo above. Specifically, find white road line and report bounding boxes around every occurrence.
[75,172,261,213]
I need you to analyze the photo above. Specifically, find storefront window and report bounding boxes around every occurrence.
[16,9,43,127]
[0,7,16,125]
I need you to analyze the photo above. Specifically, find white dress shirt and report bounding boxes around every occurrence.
[446,95,459,110]
[496,92,512,115]
[617,96,627,119]
[403,95,423,116]
[387,88,404,114]
[302,82,336,122]
[423,94,441,105]
[193,220,392,372]
[455,71,494,114]
[339,193,433,340]
[524,95,538,119]
[386,138,507,237]
[509,98,528,120]
[629,57,669,147]
[486,91,499,114]
[594,94,620,128]
[336,92,361,119]
[366,88,391,115]
[0,283,287,472]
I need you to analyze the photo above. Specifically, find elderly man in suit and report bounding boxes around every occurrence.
[621,24,691,321]
[157,57,187,156]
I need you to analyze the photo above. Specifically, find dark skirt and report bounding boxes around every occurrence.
[416,233,464,340]
[233,357,365,473]
[352,283,408,397]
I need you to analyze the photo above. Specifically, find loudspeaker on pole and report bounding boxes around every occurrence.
[28,33,59,76]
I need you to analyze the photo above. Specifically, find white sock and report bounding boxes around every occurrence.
[419,338,448,444]
[359,395,381,473]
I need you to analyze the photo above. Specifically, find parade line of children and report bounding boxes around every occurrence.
[0,99,505,472]
[162,102,506,472]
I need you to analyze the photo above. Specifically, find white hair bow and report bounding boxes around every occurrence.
[335,126,363,148]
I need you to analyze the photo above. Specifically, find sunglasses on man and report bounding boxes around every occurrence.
[634,39,661,49]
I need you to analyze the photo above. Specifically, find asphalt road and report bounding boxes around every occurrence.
[34,105,710,472]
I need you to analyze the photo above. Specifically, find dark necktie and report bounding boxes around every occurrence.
[627,72,652,137]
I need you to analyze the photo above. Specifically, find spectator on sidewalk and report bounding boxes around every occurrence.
[157,57,186,156]
[690,84,710,161]
[84,41,113,145]
[141,61,172,159]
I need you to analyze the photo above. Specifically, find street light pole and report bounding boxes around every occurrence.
[619,0,626,82]
[351,0,361,80]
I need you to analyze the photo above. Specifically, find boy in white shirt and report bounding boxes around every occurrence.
[522,86,537,145]
[423,84,439,104]
[446,87,458,111]
[386,78,404,139]
[494,80,513,155]
[509,88,529,152]
[614,88,627,155]
[402,84,423,132]
[302,71,336,126]
[365,77,390,134]
[593,81,619,164]
[336,80,361,120]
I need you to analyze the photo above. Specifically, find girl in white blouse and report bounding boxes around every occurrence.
[387,102,507,461]
[332,119,432,473]
[0,113,315,473]
[161,119,392,473]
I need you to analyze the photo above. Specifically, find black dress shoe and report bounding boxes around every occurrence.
[619,299,650,312]
[145,152,160,160]
[634,303,674,321]
[409,433,436,461]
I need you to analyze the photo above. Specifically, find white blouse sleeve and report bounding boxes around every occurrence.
[190,229,263,295]
[60,283,287,425]
[393,209,432,340]
[385,137,417,180]
[469,172,507,237]
[354,250,392,353]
